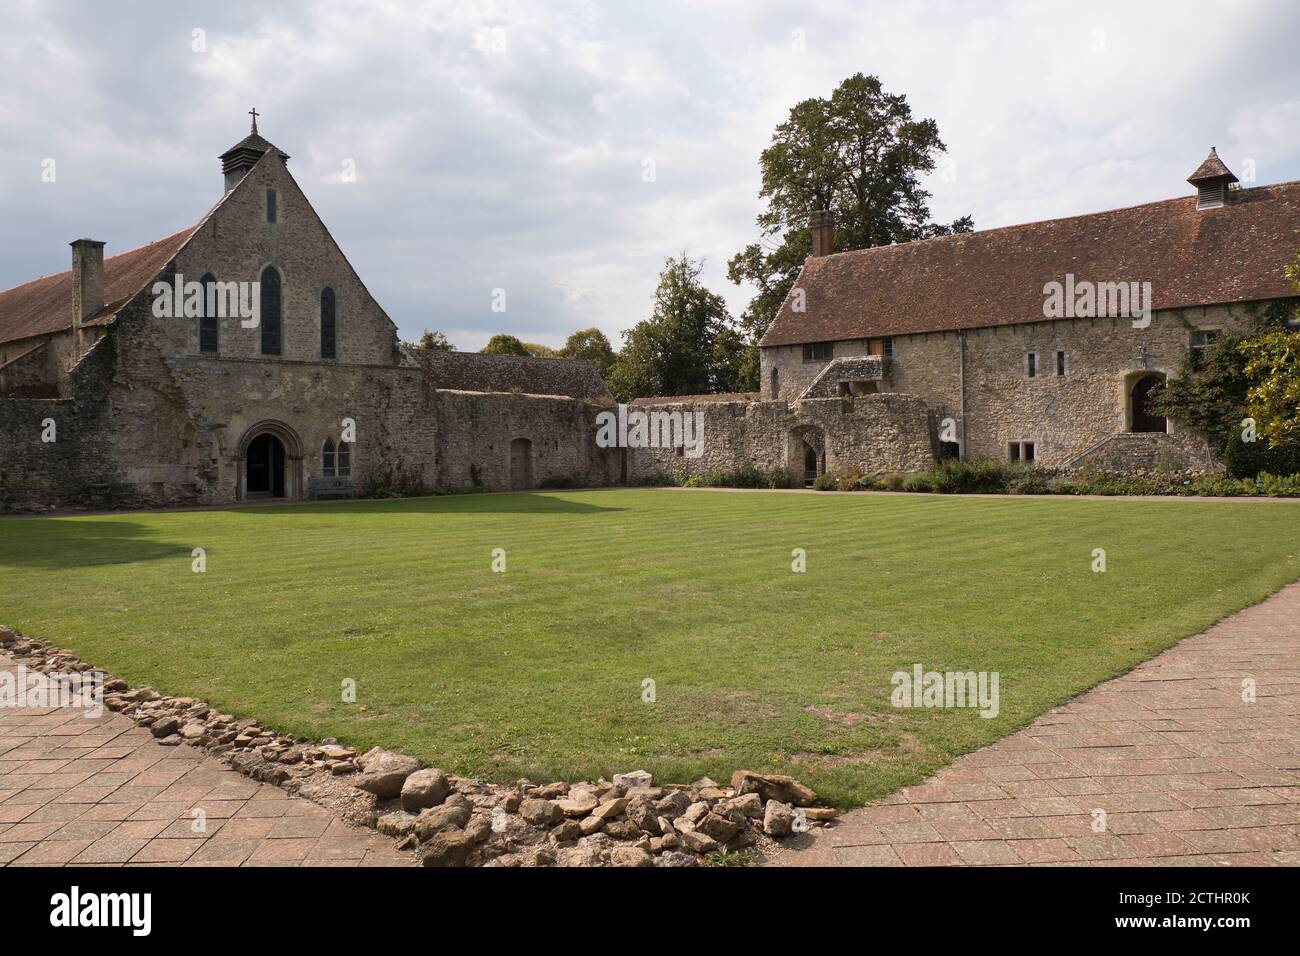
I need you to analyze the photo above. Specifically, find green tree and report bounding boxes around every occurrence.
[1241,324,1300,448]
[727,72,973,356]
[480,334,531,357]
[609,253,742,401]
[522,342,558,358]
[559,327,617,378]
[413,329,454,350]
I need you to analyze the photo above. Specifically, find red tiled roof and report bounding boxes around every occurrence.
[0,226,197,347]
[760,182,1300,348]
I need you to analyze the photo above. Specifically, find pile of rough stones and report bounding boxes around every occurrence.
[1,626,837,867]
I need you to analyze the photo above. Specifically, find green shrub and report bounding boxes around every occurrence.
[900,472,934,493]
[631,472,676,487]
[854,473,881,491]
[880,472,905,491]
[1007,469,1052,495]
[812,473,838,491]
[921,458,1035,494]
[679,464,794,489]
[1250,471,1300,497]
[1224,429,1300,479]
[538,474,584,489]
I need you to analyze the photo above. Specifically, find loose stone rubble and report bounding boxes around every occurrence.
[0,625,838,867]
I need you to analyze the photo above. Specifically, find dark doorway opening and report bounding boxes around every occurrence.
[246,433,286,497]
[1130,374,1167,433]
[803,444,818,487]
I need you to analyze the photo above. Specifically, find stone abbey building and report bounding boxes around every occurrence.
[0,129,1297,511]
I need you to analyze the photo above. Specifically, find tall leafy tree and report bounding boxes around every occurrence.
[560,327,617,379]
[728,72,973,362]
[609,254,743,401]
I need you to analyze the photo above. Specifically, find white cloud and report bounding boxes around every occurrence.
[1,0,1297,349]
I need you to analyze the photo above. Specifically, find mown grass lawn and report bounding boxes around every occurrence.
[2,489,1298,805]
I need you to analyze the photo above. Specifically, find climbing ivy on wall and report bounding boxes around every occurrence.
[1151,295,1300,476]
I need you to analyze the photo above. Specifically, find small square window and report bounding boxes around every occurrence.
[1056,351,1067,376]
[1009,441,1036,463]
[1026,352,1038,378]
[266,189,277,223]
[882,337,894,358]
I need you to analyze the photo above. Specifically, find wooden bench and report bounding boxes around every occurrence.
[307,476,355,500]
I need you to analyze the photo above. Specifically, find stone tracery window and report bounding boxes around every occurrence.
[322,439,335,477]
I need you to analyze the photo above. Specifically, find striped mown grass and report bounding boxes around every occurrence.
[2,489,1297,805]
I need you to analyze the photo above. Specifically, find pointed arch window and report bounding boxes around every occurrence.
[320,287,337,360]
[260,266,281,355]
[322,438,336,477]
[337,440,351,477]
[198,273,219,353]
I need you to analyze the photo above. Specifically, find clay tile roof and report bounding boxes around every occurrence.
[1187,147,1238,185]
[0,226,197,347]
[760,181,1300,348]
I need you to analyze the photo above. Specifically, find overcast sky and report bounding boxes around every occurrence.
[2,0,1298,350]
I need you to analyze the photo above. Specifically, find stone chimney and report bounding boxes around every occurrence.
[70,239,106,349]
[809,210,835,257]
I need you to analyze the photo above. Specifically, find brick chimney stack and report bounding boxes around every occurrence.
[70,238,105,353]
[809,210,835,257]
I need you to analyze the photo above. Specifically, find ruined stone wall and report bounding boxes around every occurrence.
[433,390,620,489]
[0,344,124,511]
[627,393,934,483]
[0,332,75,398]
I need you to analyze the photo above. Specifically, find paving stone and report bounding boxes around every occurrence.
[0,651,411,869]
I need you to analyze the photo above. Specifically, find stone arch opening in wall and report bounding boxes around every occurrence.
[235,420,303,501]
[1127,372,1168,434]
[786,425,825,487]
[509,437,534,490]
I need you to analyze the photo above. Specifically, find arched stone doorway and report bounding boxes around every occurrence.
[236,420,304,501]
[246,433,285,498]
[787,426,825,487]
[1129,373,1167,433]
[510,437,534,490]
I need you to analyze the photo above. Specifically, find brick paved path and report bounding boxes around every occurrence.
[774,581,1300,867]
[0,654,411,867]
